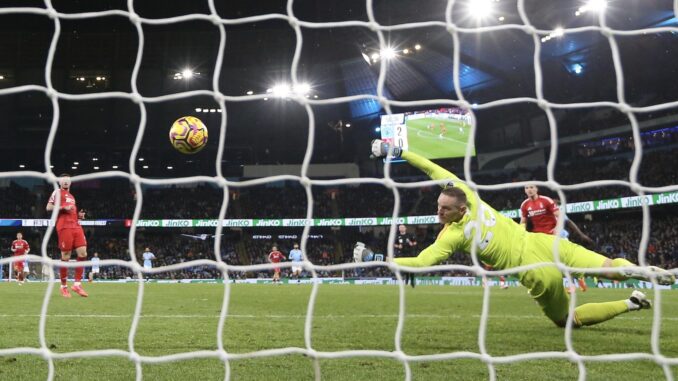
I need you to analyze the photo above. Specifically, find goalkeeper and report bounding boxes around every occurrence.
[361,140,675,328]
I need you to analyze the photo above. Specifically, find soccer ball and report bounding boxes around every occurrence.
[169,116,208,154]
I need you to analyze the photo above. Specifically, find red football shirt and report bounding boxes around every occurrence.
[520,195,558,234]
[268,251,285,263]
[48,189,80,230]
[11,239,30,256]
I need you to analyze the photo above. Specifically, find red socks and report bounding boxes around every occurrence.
[60,260,68,286]
[75,256,86,283]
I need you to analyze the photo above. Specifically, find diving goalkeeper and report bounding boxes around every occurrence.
[360,140,675,328]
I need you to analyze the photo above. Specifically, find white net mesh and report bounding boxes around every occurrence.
[0,0,677,380]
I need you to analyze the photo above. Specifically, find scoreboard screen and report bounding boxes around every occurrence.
[379,107,475,160]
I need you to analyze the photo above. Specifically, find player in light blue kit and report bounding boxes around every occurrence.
[288,243,303,283]
[89,252,100,282]
[142,247,156,270]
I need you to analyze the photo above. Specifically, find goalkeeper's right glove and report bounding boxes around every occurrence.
[353,242,375,262]
[370,139,402,159]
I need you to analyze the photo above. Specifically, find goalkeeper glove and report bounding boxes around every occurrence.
[353,242,375,262]
[370,139,402,159]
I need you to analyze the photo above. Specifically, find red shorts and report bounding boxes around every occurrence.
[13,259,24,271]
[57,228,87,252]
[273,266,281,273]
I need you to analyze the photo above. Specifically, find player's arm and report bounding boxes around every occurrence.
[395,234,455,267]
[25,242,29,255]
[78,209,86,219]
[565,219,594,246]
[549,199,561,234]
[371,140,477,204]
[11,242,16,252]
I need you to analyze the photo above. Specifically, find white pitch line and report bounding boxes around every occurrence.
[0,313,676,321]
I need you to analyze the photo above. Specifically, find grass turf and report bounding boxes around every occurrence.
[0,283,676,380]
[405,117,474,160]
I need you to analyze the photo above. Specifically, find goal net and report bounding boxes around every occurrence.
[0,0,676,380]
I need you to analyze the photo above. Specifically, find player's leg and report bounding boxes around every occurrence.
[70,230,88,297]
[560,239,675,285]
[578,277,588,292]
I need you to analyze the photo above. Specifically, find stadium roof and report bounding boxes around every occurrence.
[0,0,677,176]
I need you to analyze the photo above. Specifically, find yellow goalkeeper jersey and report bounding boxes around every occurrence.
[395,151,526,270]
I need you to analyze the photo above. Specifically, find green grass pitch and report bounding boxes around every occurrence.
[1,283,677,380]
[405,117,475,160]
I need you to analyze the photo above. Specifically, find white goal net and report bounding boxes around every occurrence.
[0,0,677,380]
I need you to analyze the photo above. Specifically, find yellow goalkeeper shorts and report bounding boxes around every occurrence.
[517,233,608,323]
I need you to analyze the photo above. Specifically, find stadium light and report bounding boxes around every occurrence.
[380,47,397,60]
[263,97,269,101]
[414,44,421,50]
[19,164,25,168]
[271,83,291,98]
[112,165,119,169]
[73,161,79,165]
[138,158,144,161]
[498,16,505,21]
[246,90,254,95]
[554,27,564,37]
[293,83,311,95]
[467,0,494,19]
[92,158,98,161]
[577,0,606,15]
[370,52,380,61]
[167,166,173,169]
[181,69,193,79]
[403,48,410,54]
[571,63,584,74]
[71,166,77,170]
[195,108,202,112]
[93,166,100,170]
[0,75,5,80]
[345,123,352,128]
[375,127,381,132]
[209,108,216,113]
[142,165,149,169]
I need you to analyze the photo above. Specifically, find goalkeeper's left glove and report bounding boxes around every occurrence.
[353,242,375,262]
[370,139,402,159]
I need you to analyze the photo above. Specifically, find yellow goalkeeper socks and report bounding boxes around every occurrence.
[573,301,629,327]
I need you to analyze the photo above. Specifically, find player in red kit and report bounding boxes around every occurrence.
[11,232,30,285]
[520,184,587,292]
[520,184,559,234]
[268,245,285,284]
[46,174,89,298]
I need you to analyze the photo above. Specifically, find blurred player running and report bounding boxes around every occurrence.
[11,232,29,285]
[268,245,285,284]
[46,174,89,298]
[361,140,675,328]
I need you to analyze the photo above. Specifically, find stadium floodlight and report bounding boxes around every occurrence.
[414,44,421,50]
[209,108,216,112]
[142,165,149,169]
[467,0,494,19]
[71,166,77,169]
[246,90,254,95]
[271,83,291,97]
[345,123,352,127]
[195,108,202,112]
[263,97,269,101]
[572,63,584,74]
[73,161,79,165]
[586,0,607,12]
[138,157,144,161]
[93,166,100,170]
[167,166,173,169]
[181,69,193,79]
[19,164,25,168]
[554,27,564,37]
[403,48,410,54]
[293,83,311,95]
[498,16,505,21]
[217,109,222,112]
[112,165,118,169]
[92,157,98,161]
[0,75,4,79]
[370,52,380,61]
[380,47,397,59]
